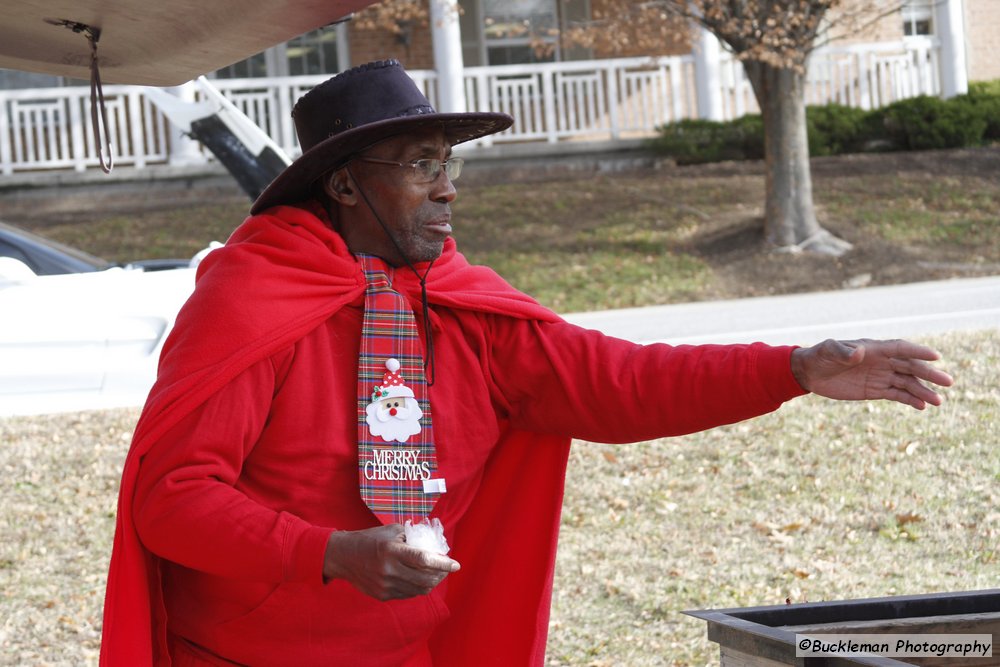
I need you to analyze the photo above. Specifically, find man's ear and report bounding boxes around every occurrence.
[323,168,357,206]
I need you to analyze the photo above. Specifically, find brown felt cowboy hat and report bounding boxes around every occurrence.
[251,59,513,215]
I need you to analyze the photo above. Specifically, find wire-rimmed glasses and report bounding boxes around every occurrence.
[353,156,464,182]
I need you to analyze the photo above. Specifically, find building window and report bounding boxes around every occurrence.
[286,29,340,76]
[483,0,558,65]
[215,53,268,79]
[213,28,339,79]
[0,70,69,89]
[902,0,934,36]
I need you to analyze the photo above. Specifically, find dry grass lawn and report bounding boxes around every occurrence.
[1,147,997,664]
[1,331,996,666]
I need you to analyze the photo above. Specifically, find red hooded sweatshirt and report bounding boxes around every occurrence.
[100,203,804,666]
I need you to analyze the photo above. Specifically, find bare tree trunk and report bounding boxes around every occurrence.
[744,62,852,256]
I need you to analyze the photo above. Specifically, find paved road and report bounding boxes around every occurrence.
[4,276,996,418]
[564,275,1000,346]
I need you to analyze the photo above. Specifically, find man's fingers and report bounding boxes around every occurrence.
[883,386,927,411]
[889,356,954,387]
[376,550,459,599]
[892,339,942,362]
[911,361,954,388]
[890,373,943,408]
[794,338,953,409]
[422,553,461,573]
[324,525,458,601]
[822,339,862,364]
[396,544,460,573]
[402,561,454,588]
[387,569,448,597]
[887,340,954,392]
[378,542,459,594]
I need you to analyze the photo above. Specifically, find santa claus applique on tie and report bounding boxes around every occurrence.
[356,255,447,545]
[366,359,423,443]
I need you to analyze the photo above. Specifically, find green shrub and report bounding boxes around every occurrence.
[969,79,1000,97]
[728,114,765,159]
[806,103,872,156]
[648,118,758,164]
[879,95,988,150]
[649,81,1000,164]
[964,82,1000,140]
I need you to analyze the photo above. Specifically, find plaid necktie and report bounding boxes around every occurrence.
[357,254,444,525]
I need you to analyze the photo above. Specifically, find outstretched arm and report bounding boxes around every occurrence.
[790,339,954,410]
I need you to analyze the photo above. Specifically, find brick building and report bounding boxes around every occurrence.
[0,0,992,175]
[964,0,1000,81]
[0,0,994,91]
[207,0,997,84]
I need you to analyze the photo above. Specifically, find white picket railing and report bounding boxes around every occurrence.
[0,39,942,175]
[0,85,170,174]
[716,38,941,119]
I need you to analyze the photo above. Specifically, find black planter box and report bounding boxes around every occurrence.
[686,589,999,666]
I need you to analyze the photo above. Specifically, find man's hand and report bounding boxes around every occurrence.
[323,524,460,601]
[790,339,954,410]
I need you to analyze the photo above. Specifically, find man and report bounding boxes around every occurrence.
[100,60,952,667]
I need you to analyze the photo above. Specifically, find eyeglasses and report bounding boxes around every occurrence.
[353,156,464,182]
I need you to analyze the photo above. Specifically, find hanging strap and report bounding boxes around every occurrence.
[45,19,114,173]
[87,27,114,173]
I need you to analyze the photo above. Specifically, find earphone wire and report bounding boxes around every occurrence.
[345,163,437,387]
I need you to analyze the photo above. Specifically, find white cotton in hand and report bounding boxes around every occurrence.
[404,518,450,555]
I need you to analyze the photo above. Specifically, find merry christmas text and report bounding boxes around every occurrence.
[364,448,432,481]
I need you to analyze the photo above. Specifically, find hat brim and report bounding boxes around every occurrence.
[250,111,513,215]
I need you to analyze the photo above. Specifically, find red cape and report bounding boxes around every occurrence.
[100,204,570,666]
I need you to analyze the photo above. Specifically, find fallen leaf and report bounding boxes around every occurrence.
[609,496,629,510]
[895,512,924,525]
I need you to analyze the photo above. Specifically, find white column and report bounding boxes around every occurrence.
[336,23,351,71]
[936,0,968,98]
[167,82,204,166]
[694,26,724,121]
[430,0,466,113]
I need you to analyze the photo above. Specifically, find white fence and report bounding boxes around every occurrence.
[0,86,170,174]
[715,39,941,119]
[0,39,942,175]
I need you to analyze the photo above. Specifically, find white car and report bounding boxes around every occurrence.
[0,1,375,417]
[0,223,217,416]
